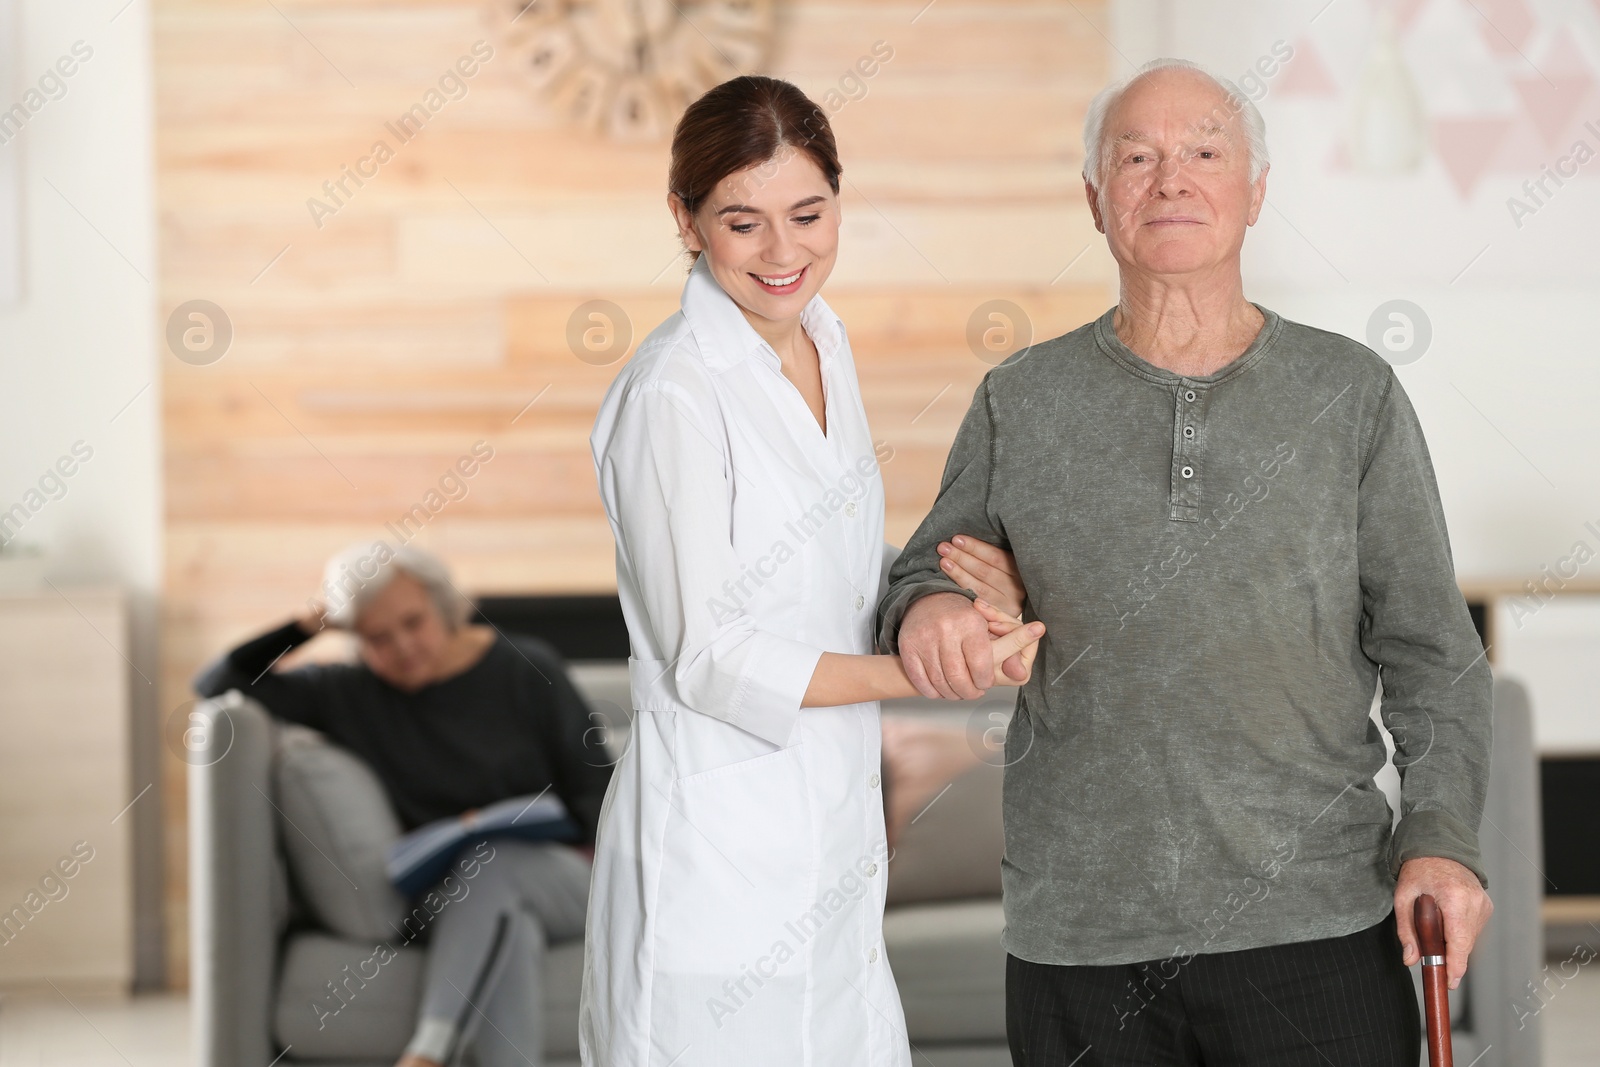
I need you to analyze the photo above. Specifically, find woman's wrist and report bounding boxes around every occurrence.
[803,652,919,707]
[872,654,919,701]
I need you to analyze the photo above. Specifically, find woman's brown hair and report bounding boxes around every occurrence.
[669,75,842,263]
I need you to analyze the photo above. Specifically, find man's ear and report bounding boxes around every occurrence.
[1245,166,1269,227]
[1085,179,1106,234]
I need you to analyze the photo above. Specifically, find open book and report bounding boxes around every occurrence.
[385,791,581,897]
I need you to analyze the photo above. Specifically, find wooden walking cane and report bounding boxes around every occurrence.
[1415,894,1453,1067]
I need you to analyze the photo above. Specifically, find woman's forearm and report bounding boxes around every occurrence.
[801,652,920,707]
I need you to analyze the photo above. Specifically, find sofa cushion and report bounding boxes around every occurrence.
[884,899,1008,1043]
[880,714,983,841]
[276,931,426,1060]
[275,931,586,1060]
[273,726,409,942]
[544,934,586,1057]
[887,762,1006,906]
[882,713,1005,905]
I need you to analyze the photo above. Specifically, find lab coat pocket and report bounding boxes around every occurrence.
[654,742,813,976]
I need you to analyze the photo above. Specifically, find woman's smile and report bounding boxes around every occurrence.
[750,264,808,294]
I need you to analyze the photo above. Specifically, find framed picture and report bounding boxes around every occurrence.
[0,0,20,305]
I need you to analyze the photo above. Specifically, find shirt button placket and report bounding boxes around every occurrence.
[1171,382,1206,520]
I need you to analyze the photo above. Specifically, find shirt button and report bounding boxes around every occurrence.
[854,594,865,611]
[1184,389,1197,402]
[1183,425,1195,439]
[869,773,881,788]
[844,501,857,517]
[1181,465,1194,479]
[868,947,879,963]
[866,863,879,877]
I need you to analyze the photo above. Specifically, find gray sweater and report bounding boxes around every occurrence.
[879,305,1491,966]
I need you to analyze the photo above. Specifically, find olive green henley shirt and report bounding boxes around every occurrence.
[879,305,1492,966]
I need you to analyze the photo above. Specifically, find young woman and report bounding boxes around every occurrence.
[580,76,1044,1067]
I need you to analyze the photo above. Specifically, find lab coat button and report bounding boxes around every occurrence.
[844,501,858,517]
[868,947,879,963]
[866,863,879,877]
[869,773,881,788]
[854,594,865,610]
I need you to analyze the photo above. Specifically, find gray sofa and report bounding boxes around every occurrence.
[189,671,1544,1067]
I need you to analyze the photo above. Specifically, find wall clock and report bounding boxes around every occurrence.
[499,0,777,142]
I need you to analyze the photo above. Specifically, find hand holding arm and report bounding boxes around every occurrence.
[937,536,1026,619]
[974,599,1040,685]
[803,610,1043,706]
[896,592,1000,700]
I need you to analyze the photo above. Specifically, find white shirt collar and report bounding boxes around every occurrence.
[680,253,847,373]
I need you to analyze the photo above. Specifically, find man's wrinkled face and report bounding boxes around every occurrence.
[1088,68,1267,280]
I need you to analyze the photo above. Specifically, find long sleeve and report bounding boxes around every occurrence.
[601,380,824,747]
[877,378,1006,653]
[191,619,333,731]
[876,541,901,608]
[1356,373,1493,886]
[517,638,614,843]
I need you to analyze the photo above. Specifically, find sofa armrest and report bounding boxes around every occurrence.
[1462,675,1544,1066]
[189,690,282,1067]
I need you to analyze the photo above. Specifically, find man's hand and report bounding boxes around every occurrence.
[938,536,1025,619]
[898,592,996,700]
[1394,856,1493,990]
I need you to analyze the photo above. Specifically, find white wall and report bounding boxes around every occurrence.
[0,0,162,985]
[1111,0,1600,750]
[1494,594,1600,753]
[1113,0,1600,576]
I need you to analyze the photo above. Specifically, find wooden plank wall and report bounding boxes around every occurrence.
[155,0,1111,985]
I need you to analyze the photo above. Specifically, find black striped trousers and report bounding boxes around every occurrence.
[1007,911,1421,1066]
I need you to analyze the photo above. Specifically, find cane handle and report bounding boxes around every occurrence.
[1415,894,1454,1067]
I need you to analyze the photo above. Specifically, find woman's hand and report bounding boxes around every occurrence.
[294,598,328,636]
[939,536,1025,619]
[975,598,1043,687]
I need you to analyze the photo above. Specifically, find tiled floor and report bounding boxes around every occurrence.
[1542,960,1600,1067]
[2,970,1599,1065]
[0,988,188,1066]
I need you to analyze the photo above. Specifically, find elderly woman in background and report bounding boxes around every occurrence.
[193,542,611,1067]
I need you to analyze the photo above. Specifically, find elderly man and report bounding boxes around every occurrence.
[879,59,1492,1065]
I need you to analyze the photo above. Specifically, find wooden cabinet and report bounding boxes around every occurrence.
[0,585,133,991]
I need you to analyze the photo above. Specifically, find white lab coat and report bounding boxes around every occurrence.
[580,255,911,1067]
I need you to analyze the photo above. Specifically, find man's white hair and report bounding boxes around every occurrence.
[1081,58,1269,187]
[320,540,472,631]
